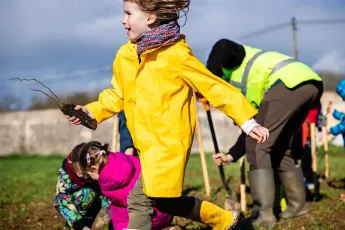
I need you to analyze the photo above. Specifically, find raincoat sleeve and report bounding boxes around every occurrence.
[85,54,125,124]
[333,110,345,121]
[330,110,345,135]
[180,49,257,127]
[330,123,345,136]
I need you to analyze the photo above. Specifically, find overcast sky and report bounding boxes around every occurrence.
[1,0,345,108]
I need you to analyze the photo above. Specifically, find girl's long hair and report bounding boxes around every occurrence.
[124,0,190,25]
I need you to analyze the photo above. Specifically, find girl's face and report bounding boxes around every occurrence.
[85,165,100,181]
[72,163,84,178]
[122,1,156,41]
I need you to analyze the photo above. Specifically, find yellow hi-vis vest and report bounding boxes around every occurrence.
[223,45,322,109]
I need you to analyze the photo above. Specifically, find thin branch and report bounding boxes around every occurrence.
[10,77,60,102]
[30,88,61,108]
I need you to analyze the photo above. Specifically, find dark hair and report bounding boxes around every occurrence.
[69,142,87,164]
[124,0,190,24]
[78,141,110,173]
[206,38,246,78]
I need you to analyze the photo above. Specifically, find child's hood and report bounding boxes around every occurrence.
[62,158,86,187]
[98,152,138,191]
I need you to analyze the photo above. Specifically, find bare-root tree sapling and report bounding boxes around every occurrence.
[10,77,97,130]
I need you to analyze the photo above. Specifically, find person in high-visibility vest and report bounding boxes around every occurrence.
[209,39,323,227]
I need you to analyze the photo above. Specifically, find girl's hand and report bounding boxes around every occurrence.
[82,227,91,230]
[93,206,111,229]
[212,153,234,166]
[249,125,269,143]
[65,105,89,125]
[124,147,135,155]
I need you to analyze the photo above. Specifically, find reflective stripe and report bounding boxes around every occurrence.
[229,81,242,88]
[229,51,266,96]
[268,58,297,77]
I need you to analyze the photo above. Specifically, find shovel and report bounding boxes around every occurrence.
[196,94,240,212]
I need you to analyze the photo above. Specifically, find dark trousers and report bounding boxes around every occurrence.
[300,126,314,184]
[118,111,134,153]
[127,174,195,230]
[246,81,323,171]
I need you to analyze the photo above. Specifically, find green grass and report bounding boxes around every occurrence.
[0,154,64,204]
[317,144,345,178]
[318,144,344,156]
[185,153,241,193]
[0,145,344,229]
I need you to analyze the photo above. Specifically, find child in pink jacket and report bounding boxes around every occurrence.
[75,141,173,230]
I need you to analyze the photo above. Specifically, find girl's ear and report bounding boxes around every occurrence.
[147,13,157,25]
[90,165,99,172]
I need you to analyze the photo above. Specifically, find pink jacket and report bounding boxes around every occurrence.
[98,152,173,230]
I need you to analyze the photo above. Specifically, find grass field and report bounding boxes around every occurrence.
[0,145,344,230]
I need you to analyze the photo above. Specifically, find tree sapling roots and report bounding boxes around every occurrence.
[11,78,97,131]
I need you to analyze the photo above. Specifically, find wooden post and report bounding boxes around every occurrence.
[310,123,317,172]
[323,127,329,179]
[111,116,119,152]
[193,93,211,196]
[323,102,332,179]
[239,156,247,213]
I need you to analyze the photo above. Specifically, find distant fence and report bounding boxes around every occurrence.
[0,91,343,156]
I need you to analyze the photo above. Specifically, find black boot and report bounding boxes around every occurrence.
[273,184,282,220]
[248,169,276,227]
[279,166,308,219]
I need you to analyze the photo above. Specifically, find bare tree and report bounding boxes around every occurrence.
[0,95,23,112]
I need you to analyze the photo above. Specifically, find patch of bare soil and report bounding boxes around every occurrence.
[328,178,345,189]
[0,201,65,230]
[1,181,345,230]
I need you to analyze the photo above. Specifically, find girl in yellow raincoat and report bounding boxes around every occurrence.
[66,0,269,229]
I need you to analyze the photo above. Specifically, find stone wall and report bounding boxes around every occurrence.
[0,91,343,156]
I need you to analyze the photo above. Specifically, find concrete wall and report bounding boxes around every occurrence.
[1,91,344,156]
[1,109,116,155]
[0,104,240,156]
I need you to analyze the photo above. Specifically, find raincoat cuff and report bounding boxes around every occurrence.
[240,118,259,135]
[85,102,105,123]
[84,107,95,119]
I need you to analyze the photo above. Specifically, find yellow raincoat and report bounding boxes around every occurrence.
[86,35,257,197]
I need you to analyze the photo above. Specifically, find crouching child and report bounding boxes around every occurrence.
[76,141,174,230]
[53,143,111,230]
